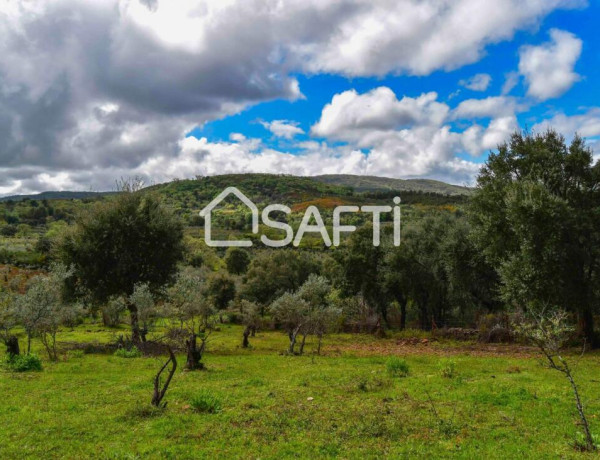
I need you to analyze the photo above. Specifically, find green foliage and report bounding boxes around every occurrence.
[206,272,236,312]
[386,356,409,377]
[224,248,250,275]
[3,353,43,372]
[190,391,222,414]
[56,190,184,304]
[114,347,142,358]
[469,130,600,344]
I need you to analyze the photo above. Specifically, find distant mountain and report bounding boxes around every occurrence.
[313,174,472,195]
[0,191,110,202]
[0,174,470,204]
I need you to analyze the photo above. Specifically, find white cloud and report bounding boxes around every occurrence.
[459,73,492,91]
[311,87,448,143]
[453,96,525,119]
[532,108,600,139]
[0,0,585,194]
[260,120,305,139]
[519,29,582,101]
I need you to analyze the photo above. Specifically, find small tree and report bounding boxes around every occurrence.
[240,300,261,348]
[16,264,81,360]
[225,248,250,275]
[166,269,214,370]
[102,296,127,328]
[270,292,309,354]
[129,283,157,343]
[515,309,596,451]
[296,274,339,354]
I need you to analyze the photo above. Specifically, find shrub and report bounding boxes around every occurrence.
[190,391,222,414]
[3,353,43,372]
[439,359,457,379]
[114,346,142,358]
[386,356,409,377]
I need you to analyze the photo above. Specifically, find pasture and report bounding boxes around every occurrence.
[1,325,599,459]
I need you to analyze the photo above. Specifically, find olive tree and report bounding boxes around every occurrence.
[16,264,82,360]
[128,282,157,343]
[271,292,309,354]
[57,189,184,343]
[271,275,340,355]
[166,268,214,370]
[239,299,261,348]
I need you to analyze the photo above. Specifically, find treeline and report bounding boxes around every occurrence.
[1,130,599,355]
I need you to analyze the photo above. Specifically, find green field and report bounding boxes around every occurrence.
[1,325,599,459]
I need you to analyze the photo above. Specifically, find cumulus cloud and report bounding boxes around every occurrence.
[0,0,585,194]
[519,29,582,100]
[260,120,305,139]
[459,74,492,91]
[452,96,525,119]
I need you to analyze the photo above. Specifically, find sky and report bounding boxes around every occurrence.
[0,0,599,195]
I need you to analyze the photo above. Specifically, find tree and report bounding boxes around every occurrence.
[57,189,184,342]
[334,225,387,327]
[239,300,261,348]
[470,130,600,346]
[166,268,214,370]
[206,272,236,322]
[128,283,157,343]
[242,250,320,307]
[515,310,596,451]
[270,292,309,354]
[0,289,19,356]
[296,274,339,354]
[225,247,250,275]
[384,213,500,330]
[16,264,82,360]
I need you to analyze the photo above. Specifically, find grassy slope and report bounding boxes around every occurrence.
[1,325,599,459]
[313,174,473,195]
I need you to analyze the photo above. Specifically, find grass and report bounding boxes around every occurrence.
[1,324,599,458]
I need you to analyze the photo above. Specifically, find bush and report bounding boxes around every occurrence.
[3,353,43,372]
[190,391,222,414]
[114,346,142,358]
[439,359,457,378]
[386,356,409,377]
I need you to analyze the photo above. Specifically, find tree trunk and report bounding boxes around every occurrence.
[299,334,307,355]
[579,308,597,348]
[289,329,298,354]
[242,326,251,348]
[317,334,323,355]
[152,346,177,408]
[251,326,256,337]
[185,333,204,370]
[5,336,19,356]
[399,298,407,331]
[128,304,141,344]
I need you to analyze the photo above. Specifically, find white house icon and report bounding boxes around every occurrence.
[199,187,259,247]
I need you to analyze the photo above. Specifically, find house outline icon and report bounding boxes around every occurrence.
[199,187,259,247]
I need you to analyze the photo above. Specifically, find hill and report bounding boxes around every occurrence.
[0,191,110,202]
[313,174,472,195]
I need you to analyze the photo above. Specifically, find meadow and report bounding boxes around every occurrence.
[1,324,599,459]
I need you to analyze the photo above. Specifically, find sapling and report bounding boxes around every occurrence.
[515,309,596,451]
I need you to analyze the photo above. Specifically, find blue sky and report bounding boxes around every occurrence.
[192,2,600,166]
[0,0,599,194]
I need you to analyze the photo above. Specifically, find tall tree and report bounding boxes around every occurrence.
[57,189,184,342]
[470,130,600,345]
